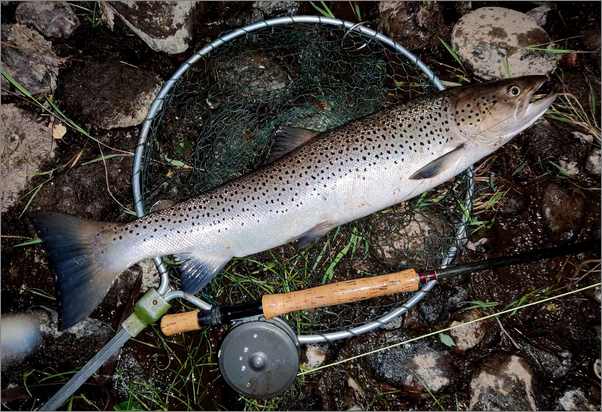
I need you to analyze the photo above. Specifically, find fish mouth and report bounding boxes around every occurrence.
[522,78,557,124]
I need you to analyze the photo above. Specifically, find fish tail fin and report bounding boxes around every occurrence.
[31,212,123,330]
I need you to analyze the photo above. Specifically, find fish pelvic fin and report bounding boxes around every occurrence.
[175,251,230,294]
[31,212,122,330]
[409,144,466,180]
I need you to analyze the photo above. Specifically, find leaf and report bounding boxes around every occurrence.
[438,333,455,347]
[14,238,43,248]
[113,399,144,411]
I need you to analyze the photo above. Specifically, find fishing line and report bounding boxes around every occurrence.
[297,281,601,376]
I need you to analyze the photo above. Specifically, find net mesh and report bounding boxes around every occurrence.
[140,23,470,334]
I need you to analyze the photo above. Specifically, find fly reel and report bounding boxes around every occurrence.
[218,318,299,399]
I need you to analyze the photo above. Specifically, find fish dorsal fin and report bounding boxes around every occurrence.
[409,144,466,180]
[267,126,320,163]
[297,221,333,248]
[174,251,231,294]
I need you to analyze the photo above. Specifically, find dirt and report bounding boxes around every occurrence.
[1,1,600,411]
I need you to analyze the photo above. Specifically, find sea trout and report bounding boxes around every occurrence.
[32,76,557,328]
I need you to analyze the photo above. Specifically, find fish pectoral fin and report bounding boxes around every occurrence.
[409,144,466,180]
[297,221,334,249]
[174,251,230,294]
[267,126,321,163]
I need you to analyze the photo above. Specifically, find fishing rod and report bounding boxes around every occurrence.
[161,238,600,336]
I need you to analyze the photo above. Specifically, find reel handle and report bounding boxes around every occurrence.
[262,268,419,319]
[161,310,200,336]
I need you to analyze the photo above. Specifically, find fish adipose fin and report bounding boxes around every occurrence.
[31,213,121,330]
[297,221,333,249]
[175,252,230,294]
[267,126,320,163]
[409,144,466,180]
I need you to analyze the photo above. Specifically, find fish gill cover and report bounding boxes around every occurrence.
[140,22,472,334]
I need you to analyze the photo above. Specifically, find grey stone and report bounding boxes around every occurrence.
[367,205,452,269]
[213,51,291,98]
[556,389,598,411]
[60,61,162,129]
[526,4,553,27]
[304,344,328,369]
[452,7,559,80]
[32,308,115,368]
[469,354,538,410]
[520,339,572,379]
[251,1,299,20]
[541,183,585,238]
[448,309,491,352]
[0,104,55,212]
[0,24,64,96]
[101,1,200,54]
[368,332,454,393]
[585,148,601,176]
[15,1,80,39]
[378,1,449,50]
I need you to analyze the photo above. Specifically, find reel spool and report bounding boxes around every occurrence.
[218,318,299,399]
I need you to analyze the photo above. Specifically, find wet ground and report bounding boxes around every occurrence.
[1,1,601,411]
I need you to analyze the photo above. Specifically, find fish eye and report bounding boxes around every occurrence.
[507,85,521,97]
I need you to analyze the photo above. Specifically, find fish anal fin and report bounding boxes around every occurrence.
[297,221,334,249]
[267,126,320,163]
[174,251,230,294]
[409,144,466,180]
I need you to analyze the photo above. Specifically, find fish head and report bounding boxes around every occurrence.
[449,75,557,147]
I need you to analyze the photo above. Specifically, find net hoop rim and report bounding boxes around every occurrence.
[132,15,474,344]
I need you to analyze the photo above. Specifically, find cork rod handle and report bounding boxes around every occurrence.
[160,310,201,336]
[262,269,419,319]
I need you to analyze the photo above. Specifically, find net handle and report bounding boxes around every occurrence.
[132,15,473,343]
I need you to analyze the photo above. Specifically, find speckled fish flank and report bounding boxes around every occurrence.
[32,75,556,328]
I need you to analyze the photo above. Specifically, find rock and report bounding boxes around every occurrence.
[583,28,601,51]
[378,1,450,50]
[520,338,572,379]
[101,1,200,55]
[499,191,527,215]
[304,344,327,369]
[367,205,452,269]
[368,332,454,393]
[469,354,538,410]
[526,4,553,27]
[556,388,597,411]
[137,259,160,291]
[15,1,80,39]
[60,61,161,129]
[0,104,55,212]
[572,131,596,144]
[0,24,64,96]
[585,148,601,176]
[448,309,491,352]
[34,308,114,368]
[452,7,559,80]
[0,314,42,370]
[558,159,580,176]
[213,51,290,98]
[446,285,470,309]
[251,1,299,20]
[541,183,585,238]
[404,284,455,329]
